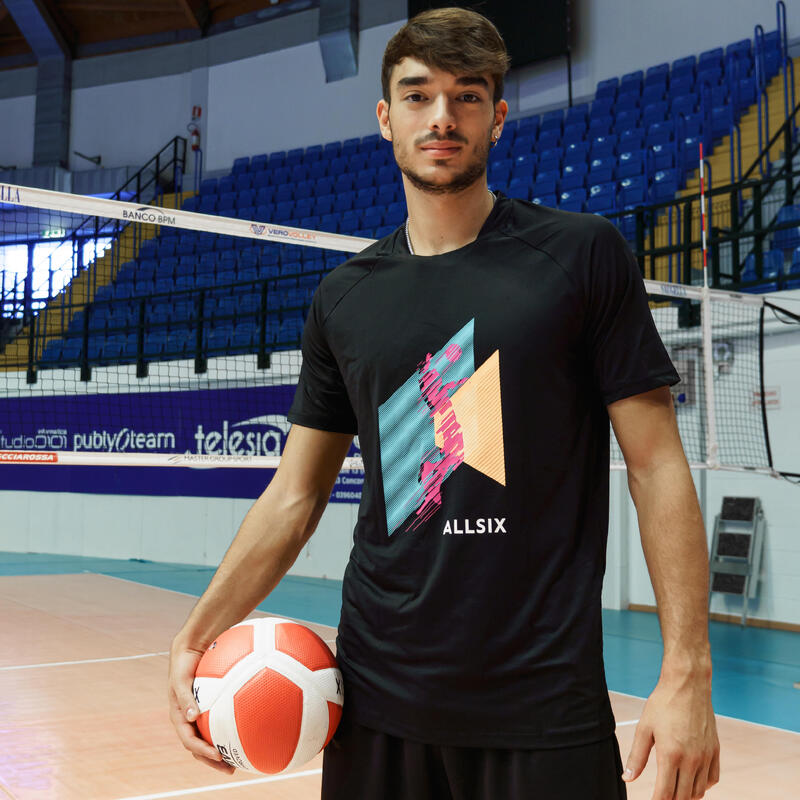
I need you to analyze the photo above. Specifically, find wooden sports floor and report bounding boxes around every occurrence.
[0,569,798,799]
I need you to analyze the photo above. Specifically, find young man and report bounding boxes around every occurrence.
[169,8,720,799]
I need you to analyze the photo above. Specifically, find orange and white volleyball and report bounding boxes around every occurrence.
[192,617,343,774]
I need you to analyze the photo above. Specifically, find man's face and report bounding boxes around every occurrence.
[377,57,507,195]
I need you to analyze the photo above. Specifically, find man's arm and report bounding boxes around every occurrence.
[167,424,353,773]
[608,386,720,800]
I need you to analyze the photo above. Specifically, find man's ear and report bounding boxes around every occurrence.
[493,99,509,142]
[376,98,392,142]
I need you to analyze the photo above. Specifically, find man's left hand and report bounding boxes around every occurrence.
[622,674,720,799]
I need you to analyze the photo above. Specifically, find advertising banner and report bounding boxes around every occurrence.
[0,385,363,501]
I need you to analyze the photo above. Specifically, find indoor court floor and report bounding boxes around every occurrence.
[0,551,798,800]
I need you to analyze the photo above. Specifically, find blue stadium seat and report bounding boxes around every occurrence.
[586,182,617,212]
[646,120,674,147]
[619,176,648,206]
[588,156,616,184]
[252,171,270,190]
[274,201,295,222]
[563,123,587,144]
[532,170,558,196]
[291,164,309,183]
[489,159,512,183]
[304,144,323,164]
[652,169,679,200]
[595,77,618,98]
[537,129,561,150]
[355,168,376,190]
[561,162,588,190]
[559,188,587,211]
[671,94,697,117]
[617,149,645,178]
[649,143,674,171]
[333,191,355,213]
[232,156,250,175]
[315,177,335,196]
[199,178,218,195]
[294,180,314,201]
[286,147,304,167]
[512,153,538,178]
[385,202,406,226]
[671,55,696,79]
[507,178,531,200]
[530,193,557,208]
[644,63,669,85]
[319,213,339,232]
[341,138,360,158]
[698,47,723,71]
[619,70,643,94]
[340,210,363,233]
[511,134,535,158]
[614,109,640,131]
[565,103,589,126]
[251,153,268,172]
[234,173,253,191]
[323,142,342,160]
[641,84,665,106]
[218,176,235,194]
[274,183,294,203]
[182,196,200,212]
[538,147,561,172]
[590,134,618,158]
[355,187,378,210]
[563,141,590,164]
[588,116,613,137]
[668,75,694,100]
[642,101,668,126]
[773,206,800,251]
[363,207,384,229]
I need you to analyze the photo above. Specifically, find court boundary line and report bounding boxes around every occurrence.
[0,651,169,671]
[609,689,800,736]
[86,571,339,643]
[111,767,323,800]
[25,574,794,738]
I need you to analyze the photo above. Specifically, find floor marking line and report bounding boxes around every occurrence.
[616,719,640,727]
[0,651,169,671]
[90,572,340,634]
[608,690,800,736]
[112,768,323,799]
[0,778,19,800]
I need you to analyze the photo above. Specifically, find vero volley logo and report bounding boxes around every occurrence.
[378,319,506,536]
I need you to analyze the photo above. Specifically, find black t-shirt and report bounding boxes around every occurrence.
[287,196,680,748]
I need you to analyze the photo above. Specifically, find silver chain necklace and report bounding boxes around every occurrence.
[404,190,497,255]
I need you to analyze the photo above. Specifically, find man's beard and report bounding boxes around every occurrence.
[392,123,493,195]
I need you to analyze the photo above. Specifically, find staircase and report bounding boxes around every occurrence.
[645,58,799,285]
[0,192,190,372]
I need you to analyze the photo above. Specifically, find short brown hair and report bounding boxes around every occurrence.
[381,7,510,104]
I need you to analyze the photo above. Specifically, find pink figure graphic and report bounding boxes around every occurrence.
[408,343,469,529]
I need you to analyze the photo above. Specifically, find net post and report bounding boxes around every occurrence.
[136,298,148,379]
[257,280,271,370]
[80,303,92,383]
[26,313,37,385]
[699,143,719,469]
[194,289,207,375]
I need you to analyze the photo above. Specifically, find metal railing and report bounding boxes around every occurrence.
[0,137,187,329]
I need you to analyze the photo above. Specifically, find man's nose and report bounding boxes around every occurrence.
[428,95,457,134]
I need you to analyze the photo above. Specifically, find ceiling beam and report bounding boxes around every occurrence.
[175,0,208,30]
[59,1,180,12]
[4,0,69,57]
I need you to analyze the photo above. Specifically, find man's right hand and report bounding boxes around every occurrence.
[167,640,235,774]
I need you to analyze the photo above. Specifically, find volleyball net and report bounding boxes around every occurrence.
[0,182,798,482]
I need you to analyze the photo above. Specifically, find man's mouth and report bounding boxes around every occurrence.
[420,142,462,156]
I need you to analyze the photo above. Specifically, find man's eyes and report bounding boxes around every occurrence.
[403,93,483,103]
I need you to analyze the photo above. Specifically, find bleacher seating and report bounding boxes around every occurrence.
[39,30,790,369]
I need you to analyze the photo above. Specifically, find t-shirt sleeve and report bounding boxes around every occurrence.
[286,291,358,434]
[583,219,681,406]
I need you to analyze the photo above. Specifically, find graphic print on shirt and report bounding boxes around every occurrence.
[378,318,505,536]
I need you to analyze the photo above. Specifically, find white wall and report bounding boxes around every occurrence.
[0,95,36,169]
[204,21,402,172]
[69,73,191,172]
[511,0,800,115]
[0,489,358,582]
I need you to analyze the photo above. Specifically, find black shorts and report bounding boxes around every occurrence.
[321,716,627,800]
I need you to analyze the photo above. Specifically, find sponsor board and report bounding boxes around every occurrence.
[0,385,363,501]
[0,451,58,463]
[0,184,22,204]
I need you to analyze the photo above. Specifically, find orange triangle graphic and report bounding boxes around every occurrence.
[434,349,505,486]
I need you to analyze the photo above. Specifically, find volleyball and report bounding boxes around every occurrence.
[192,617,343,774]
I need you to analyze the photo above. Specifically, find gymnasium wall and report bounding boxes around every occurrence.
[1,0,798,174]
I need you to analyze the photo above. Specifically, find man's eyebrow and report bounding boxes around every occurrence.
[395,75,489,90]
